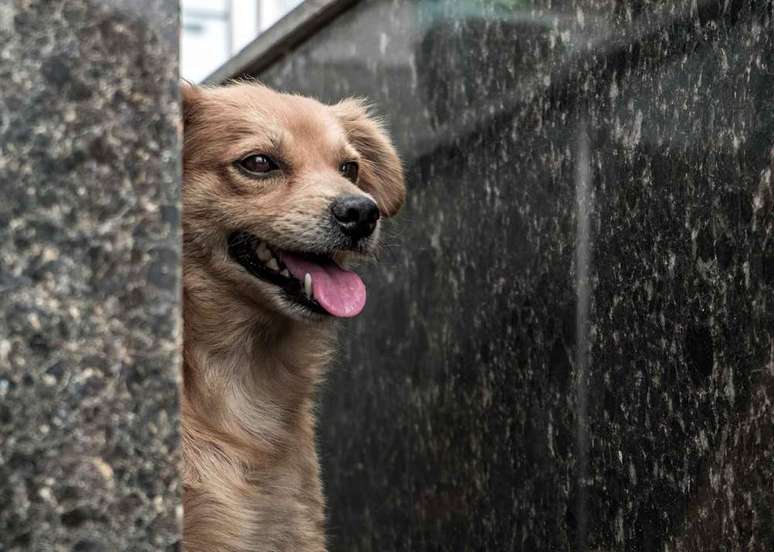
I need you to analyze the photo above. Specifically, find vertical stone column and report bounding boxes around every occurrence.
[0,1,181,550]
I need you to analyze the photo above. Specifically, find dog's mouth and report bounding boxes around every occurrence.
[227,231,367,318]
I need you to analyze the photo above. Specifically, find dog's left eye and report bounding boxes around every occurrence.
[237,154,279,176]
[339,161,359,183]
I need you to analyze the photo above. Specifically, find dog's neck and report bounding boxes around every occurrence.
[182,270,335,458]
[181,268,333,551]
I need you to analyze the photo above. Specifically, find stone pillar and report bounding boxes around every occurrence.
[0,1,181,550]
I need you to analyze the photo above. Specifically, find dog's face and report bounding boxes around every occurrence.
[182,83,404,321]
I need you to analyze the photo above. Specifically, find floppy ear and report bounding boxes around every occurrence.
[333,99,405,217]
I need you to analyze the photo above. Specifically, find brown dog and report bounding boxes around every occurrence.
[180,82,404,551]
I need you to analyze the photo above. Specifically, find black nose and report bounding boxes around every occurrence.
[330,195,380,240]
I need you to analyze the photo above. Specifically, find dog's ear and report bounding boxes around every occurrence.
[180,80,202,128]
[333,99,405,217]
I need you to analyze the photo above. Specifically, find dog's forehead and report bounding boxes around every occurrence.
[279,97,347,148]
[223,86,346,147]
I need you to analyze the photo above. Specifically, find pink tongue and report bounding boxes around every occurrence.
[278,251,366,318]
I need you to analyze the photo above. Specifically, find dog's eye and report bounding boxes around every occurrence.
[237,154,279,176]
[339,161,359,183]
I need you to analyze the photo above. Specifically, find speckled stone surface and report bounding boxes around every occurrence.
[252,1,774,550]
[0,1,181,550]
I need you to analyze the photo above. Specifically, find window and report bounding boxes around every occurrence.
[181,0,303,82]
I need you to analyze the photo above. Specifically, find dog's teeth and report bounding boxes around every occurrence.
[304,273,312,298]
[267,258,279,271]
[280,269,290,278]
[256,242,271,262]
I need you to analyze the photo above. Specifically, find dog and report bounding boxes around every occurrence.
[180,82,405,551]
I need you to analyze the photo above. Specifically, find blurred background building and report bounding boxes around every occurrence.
[181,0,302,82]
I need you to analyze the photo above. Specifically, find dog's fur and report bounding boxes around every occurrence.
[180,83,404,551]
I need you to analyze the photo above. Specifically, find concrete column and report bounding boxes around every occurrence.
[0,1,181,549]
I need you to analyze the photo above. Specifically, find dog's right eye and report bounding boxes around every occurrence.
[236,154,279,176]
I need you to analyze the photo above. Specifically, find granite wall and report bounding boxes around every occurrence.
[251,1,774,550]
[0,1,181,550]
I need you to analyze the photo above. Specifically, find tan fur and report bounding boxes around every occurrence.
[180,82,404,551]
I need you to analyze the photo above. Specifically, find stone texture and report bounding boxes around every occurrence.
[252,1,774,550]
[0,1,181,550]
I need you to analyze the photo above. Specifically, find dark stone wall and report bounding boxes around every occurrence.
[0,1,181,550]
[255,1,774,551]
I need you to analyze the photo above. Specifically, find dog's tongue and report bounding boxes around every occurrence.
[278,251,366,318]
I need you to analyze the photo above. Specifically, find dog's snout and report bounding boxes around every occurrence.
[331,195,380,240]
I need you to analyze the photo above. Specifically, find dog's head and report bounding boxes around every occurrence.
[181,83,405,321]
